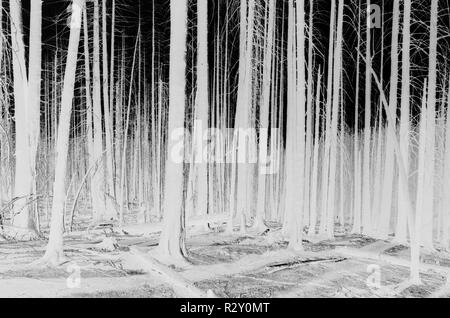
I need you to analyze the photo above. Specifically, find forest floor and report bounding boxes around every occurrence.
[1,223,450,298]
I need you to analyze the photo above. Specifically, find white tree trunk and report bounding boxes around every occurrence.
[325,0,344,239]
[255,0,276,232]
[194,0,209,219]
[377,0,400,239]
[91,0,107,220]
[102,0,114,201]
[27,0,43,215]
[421,0,439,250]
[396,0,411,243]
[352,0,362,234]
[308,69,322,236]
[319,0,335,236]
[443,76,450,251]
[157,0,188,262]
[43,0,85,264]
[362,0,372,235]
[10,0,32,230]
[283,0,306,250]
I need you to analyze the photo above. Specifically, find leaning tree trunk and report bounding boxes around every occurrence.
[43,0,85,265]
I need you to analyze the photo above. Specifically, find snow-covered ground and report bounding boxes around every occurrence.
[0,227,449,298]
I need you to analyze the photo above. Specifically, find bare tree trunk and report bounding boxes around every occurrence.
[43,0,85,264]
[352,0,362,234]
[325,0,344,239]
[157,0,188,262]
[102,0,114,201]
[10,0,30,229]
[319,0,335,236]
[28,0,42,194]
[308,69,322,236]
[234,0,256,234]
[378,0,400,239]
[194,0,209,219]
[255,0,276,232]
[92,0,107,220]
[396,0,412,243]
[109,0,116,197]
[421,0,439,250]
[443,76,450,251]
[284,0,306,251]
[362,0,372,235]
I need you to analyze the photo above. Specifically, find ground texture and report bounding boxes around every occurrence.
[0,225,449,298]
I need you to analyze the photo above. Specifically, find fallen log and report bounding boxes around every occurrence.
[121,214,229,237]
[125,246,216,298]
[335,246,450,275]
[265,257,347,274]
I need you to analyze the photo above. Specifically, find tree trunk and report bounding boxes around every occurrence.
[396,0,412,244]
[10,0,33,231]
[43,0,85,265]
[421,0,439,250]
[194,0,209,219]
[362,0,372,235]
[378,0,400,239]
[157,0,189,262]
[91,0,107,221]
[255,0,276,232]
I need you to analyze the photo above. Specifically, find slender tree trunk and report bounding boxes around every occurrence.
[362,0,372,234]
[255,0,276,232]
[308,69,322,236]
[109,0,116,197]
[378,0,400,239]
[83,6,95,205]
[396,0,412,243]
[319,0,335,236]
[304,0,314,229]
[352,0,362,234]
[102,0,114,200]
[443,76,450,251]
[26,0,43,232]
[194,0,209,219]
[421,0,439,250]
[325,0,344,239]
[43,0,85,264]
[234,0,256,234]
